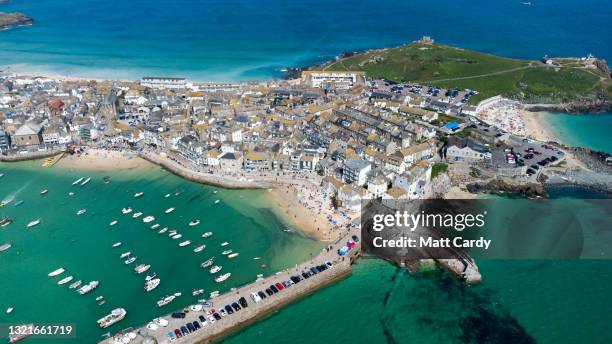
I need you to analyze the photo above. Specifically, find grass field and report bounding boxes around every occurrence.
[319,43,611,104]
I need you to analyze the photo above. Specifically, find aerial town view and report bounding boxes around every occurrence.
[1,0,611,343]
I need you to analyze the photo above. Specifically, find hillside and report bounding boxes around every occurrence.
[318,42,612,104]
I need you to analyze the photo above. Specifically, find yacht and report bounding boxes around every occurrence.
[109,220,118,226]
[202,232,213,238]
[40,189,49,195]
[192,289,204,296]
[142,215,155,223]
[209,265,222,274]
[112,242,122,248]
[0,243,12,252]
[188,219,200,226]
[134,192,144,198]
[150,224,160,229]
[222,249,233,255]
[48,268,65,277]
[145,272,157,281]
[27,219,41,228]
[134,264,151,274]
[58,276,74,285]
[228,252,239,259]
[156,295,176,307]
[121,207,132,214]
[0,217,12,228]
[193,244,205,253]
[178,240,191,247]
[72,177,84,186]
[132,212,143,218]
[76,208,87,216]
[158,227,168,234]
[144,278,160,292]
[200,258,214,268]
[171,234,182,240]
[214,273,231,283]
[221,242,229,246]
[120,251,131,259]
[97,308,126,329]
[78,281,99,295]
[80,177,91,186]
[165,207,175,214]
[124,256,137,265]
[69,280,82,289]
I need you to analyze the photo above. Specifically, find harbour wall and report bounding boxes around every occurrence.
[0,149,63,162]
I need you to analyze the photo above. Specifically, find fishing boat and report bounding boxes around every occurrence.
[142,215,155,223]
[134,264,151,274]
[1,217,12,228]
[48,268,65,277]
[109,220,118,226]
[132,212,143,218]
[158,227,168,234]
[96,296,104,302]
[156,295,176,307]
[121,207,132,214]
[76,208,87,216]
[228,252,239,259]
[72,177,84,185]
[222,250,233,255]
[171,234,182,240]
[68,192,75,196]
[144,278,160,292]
[209,290,220,298]
[69,280,82,289]
[112,242,122,248]
[1,199,12,207]
[6,307,13,314]
[253,257,262,260]
[192,289,204,296]
[214,273,231,283]
[97,308,126,328]
[98,300,106,306]
[103,176,111,184]
[150,224,160,230]
[168,230,177,237]
[145,272,157,281]
[221,242,229,247]
[214,200,220,204]
[165,207,175,214]
[58,276,74,285]
[124,256,137,265]
[178,240,191,247]
[188,219,200,227]
[14,200,24,207]
[81,177,91,186]
[202,232,213,238]
[78,281,99,295]
[200,258,214,268]
[0,243,12,252]
[209,265,222,274]
[193,244,205,253]
[120,251,131,259]
[134,192,144,198]
[40,189,49,195]
[27,219,41,228]
[8,324,33,343]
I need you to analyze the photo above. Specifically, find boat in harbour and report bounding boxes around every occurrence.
[156,295,176,307]
[193,244,205,253]
[165,207,175,214]
[121,207,132,214]
[188,219,200,227]
[150,224,160,229]
[40,189,49,195]
[144,278,160,292]
[178,240,191,247]
[202,232,213,238]
[200,258,214,268]
[0,217,12,228]
[76,208,86,216]
[124,256,137,265]
[168,230,177,237]
[171,234,182,240]
[214,200,220,204]
[192,289,204,296]
[145,272,157,281]
[222,250,233,255]
[209,290,220,298]
[221,242,229,246]
[0,198,12,207]
[14,200,24,207]
[120,251,131,259]
[228,252,239,259]
[8,324,33,343]
[134,192,144,198]
[158,227,168,234]
[48,268,65,277]
[81,177,91,186]
[0,243,12,252]
[112,242,122,248]
[164,193,171,198]
[132,212,143,218]
[209,265,222,274]
[142,215,155,223]
[72,177,84,186]
[58,276,74,285]
[109,220,118,226]
[78,280,99,295]
[27,219,41,228]
[69,280,82,289]
[97,308,126,328]
[214,273,231,283]
[134,264,151,274]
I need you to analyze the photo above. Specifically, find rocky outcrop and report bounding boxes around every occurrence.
[466,178,546,198]
[524,99,612,114]
[0,12,33,30]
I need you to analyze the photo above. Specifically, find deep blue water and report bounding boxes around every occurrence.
[1,0,611,81]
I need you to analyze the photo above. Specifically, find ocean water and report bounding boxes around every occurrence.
[538,112,612,153]
[0,160,322,342]
[0,0,611,81]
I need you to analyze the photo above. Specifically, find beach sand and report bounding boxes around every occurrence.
[56,149,152,171]
[443,186,477,199]
[520,110,559,143]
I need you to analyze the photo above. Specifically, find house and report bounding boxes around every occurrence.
[445,137,490,162]
[244,151,271,171]
[0,130,11,150]
[218,151,242,171]
[13,123,43,146]
[367,175,388,199]
[382,187,408,209]
[201,149,220,166]
[337,184,366,212]
[400,139,436,166]
[342,159,371,186]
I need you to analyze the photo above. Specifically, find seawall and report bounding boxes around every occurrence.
[0,149,63,162]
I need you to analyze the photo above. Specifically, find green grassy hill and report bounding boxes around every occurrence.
[319,43,611,104]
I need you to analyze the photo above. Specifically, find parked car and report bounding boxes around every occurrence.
[251,292,262,303]
[224,305,234,315]
[171,312,186,319]
[239,297,248,308]
[275,282,285,291]
[258,291,267,299]
[231,302,241,311]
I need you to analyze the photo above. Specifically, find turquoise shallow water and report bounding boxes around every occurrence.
[0,160,322,342]
[539,112,612,153]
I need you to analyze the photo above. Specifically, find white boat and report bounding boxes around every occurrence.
[58,276,74,285]
[120,251,131,259]
[188,220,200,227]
[214,273,231,283]
[27,219,41,228]
[222,250,233,255]
[81,177,91,186]
[171,234,182,240]
[178,240,191,247]
[213,191,218,194]
[174,292,182,297]
[121,207,132,214]
[0,243,11,252]
[96,296,104,302]
[134,264,151,274]
[228,252,239,259]
[200,258,214,268]
[112,242,122,248]
[192,289,204,296]
[253,257,262,260]
[193,244,205,253]
[97,308,126,328]
[221,242,229,247]
[78,281,99,295]
[145,272,157,281]
[124,256,137,265]
[6,307,13,314]
[69,280,82,289]
[158,227,168,234]
[214,200,220,204]
[40,189,49,195]
[48,268,65,277]
[109,220,118,226]
[144,278,160,292]
[168,230,177,237]
[156,295,175,307]
[68,192,75,196]
[134,192,144,198]
[165,207,175,214]
[76,208,86,216]
[1,217,13,228]
[132,212,143,218]
[209,265,222,274]
[164,193,171,198]
[150,224,160,229]
[72,177,84,185]
[202,232,213,238]
[209,290,220,298]
[142,216,155,223]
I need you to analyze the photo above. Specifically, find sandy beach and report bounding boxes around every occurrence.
[56,148,153,171]
[520,110,559,143]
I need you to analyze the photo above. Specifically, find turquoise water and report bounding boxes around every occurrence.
[1,0,611,81]
[539,112,612,153]
[0,161,322,342]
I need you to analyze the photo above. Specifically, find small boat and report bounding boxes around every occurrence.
[188,220,200,227]
[145,272,157,281]
[214,273,231,283]
[14,200,24,207]
[40,189,49,195]
[228,252,239,259]
[164,193,171,198]
[192,289,204,296]
[150,224,160,229]
[193,244,205,253]
[145,278,160,292]
[6,307,13,314]
[124,256,137,265]
[96,296,104,302]
[165,207,175,214]
[200,258,214,268]
[112,242,122,248]
[76,208,87,216]
[81,177,91,186]
[222,250,233,255]
[142,215,155,223]
[78,280,99,295]
[120,251,131,259]
[69,280,82,289]
[171,234,182,240]
[58,276,74,285]
[178,240,191,247]
[213,191,218,194]
[68,192,75,196]
[158,227,168,234]
[1,199,12,207]
[97,300,106,306]
[201,232,213,238]
[220,242,229,247]
[97,308,126,328]
[156,295,176,307]
[134,264,151,274]
[8,324,34,342]
[253,257,262,260]
[134,192,144,198]
[48,268,65,277]
[72,177,84,185]
[27,219,41,228]
[1,217,13,228]
[168,230,177,237]
[103,176,111,184]
[209,265,222,274]
[121,207,132,214]
[174,292,182,297]
[209,290,220,298]
[214,200,220,204]
[0,243,12,252]
[132,212,143,218]
[109,220,118,226]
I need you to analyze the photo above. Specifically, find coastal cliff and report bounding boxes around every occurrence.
[524,99,612,114]
[0,12,32,30]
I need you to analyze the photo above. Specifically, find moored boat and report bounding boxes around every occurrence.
[76,208,86,216]
[165,207,175,214]
[112,242,122,248]
[124,256,137,265]
[48,268,65,277]
[8,324,33,343]
[200,258,214,268]
[109,220,118,226]
[178,240,191,247]
[164,193,171,198]
[193,244,205,253]
[221,241,229,246]
[40,189,49,195]
[150,224,160,229]
[14,200,24,207]
[202,231,213,238]
[69,280,82,289]
[222,249,233,255]
[209,265,222,274]
[78,280,99,295]
[142,215,155,223]
[144,278,160,292]
[58,276,74,285]
[121,207,132,214]
[156,295,176,307]
[134,192,144,198]
[228,252,239,259]
[192,289,204,296]
[214,199,220,204]
[158,227,168,234]
[188,219,200,227]
[145,272,157,281]
[132,212,143,218]
[27,219,41,228]
[134,264,151,274]
[97,308,126,328]
[214,273,231,283]
[80,177,91,186]
[1,217,13,228]
[120,251,131,259]
[0,243,12,252]
[72,177,84,185]
[171,233,182,239]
